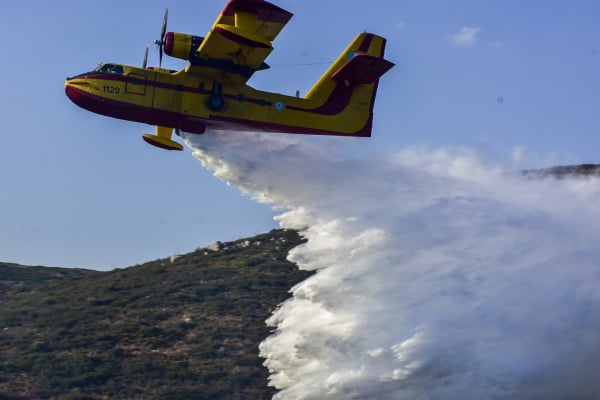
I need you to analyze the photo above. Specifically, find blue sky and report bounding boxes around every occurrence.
[0,0,598,269]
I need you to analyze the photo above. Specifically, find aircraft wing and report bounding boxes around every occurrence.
[187,0,293,83]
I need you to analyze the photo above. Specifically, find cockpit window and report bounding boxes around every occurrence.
[94,64,124,74]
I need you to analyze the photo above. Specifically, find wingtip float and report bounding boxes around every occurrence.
[65,0,394,151]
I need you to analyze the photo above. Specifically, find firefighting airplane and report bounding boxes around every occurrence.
[64,0,394,151]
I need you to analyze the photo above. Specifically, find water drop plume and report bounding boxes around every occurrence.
[185,131,600,400]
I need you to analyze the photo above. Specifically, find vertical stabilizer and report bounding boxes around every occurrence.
[305,33,394,136]
[306,33,393,100]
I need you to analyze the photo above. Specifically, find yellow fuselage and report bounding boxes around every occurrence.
[65,61,374,136]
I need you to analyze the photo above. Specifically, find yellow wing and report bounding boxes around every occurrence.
[187,0,293,83]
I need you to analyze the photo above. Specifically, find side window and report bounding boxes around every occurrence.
[97,64,112,73]
[94,64,123,74]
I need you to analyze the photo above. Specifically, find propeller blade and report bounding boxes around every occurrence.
[159,8,168,67]
[142,44,149,69]
[160,8,168,43]
[151,8,169,68]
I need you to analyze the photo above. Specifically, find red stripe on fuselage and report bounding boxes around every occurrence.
[65,84,371,137]
[208,114,372,137]
[287,83,353,115]
[68,72,209,96]
[67,72,355,116]
[65,84,207,133]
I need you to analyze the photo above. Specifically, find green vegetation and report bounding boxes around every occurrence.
[0,229,310,400]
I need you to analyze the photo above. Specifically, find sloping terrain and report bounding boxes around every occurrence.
[1,163,597,400]
[0,229,310,400]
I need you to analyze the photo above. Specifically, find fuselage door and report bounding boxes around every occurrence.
[126,73,147,95]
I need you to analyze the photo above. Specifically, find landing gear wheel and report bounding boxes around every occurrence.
[206,95,225,112]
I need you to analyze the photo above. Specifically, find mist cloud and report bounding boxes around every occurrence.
[185,132,600,400]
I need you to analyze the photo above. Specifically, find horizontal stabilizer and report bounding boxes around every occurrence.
[331,54,395,84]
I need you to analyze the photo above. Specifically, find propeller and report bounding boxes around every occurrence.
[153,8,169,67]
[142,44,149,69]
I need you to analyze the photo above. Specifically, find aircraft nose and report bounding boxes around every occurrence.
[64,78,75,95]
[65,81,76,102]
[64,76,79,93]
[64,79,88,105]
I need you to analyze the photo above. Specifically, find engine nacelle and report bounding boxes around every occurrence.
[164,32,204,61]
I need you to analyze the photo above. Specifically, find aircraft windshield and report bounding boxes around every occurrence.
[94,64,124,74]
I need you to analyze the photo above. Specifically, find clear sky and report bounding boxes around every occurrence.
[0,0,598,270]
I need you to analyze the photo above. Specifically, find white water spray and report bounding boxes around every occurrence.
[184,131,600,400]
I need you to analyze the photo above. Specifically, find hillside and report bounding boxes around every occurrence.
[1,163,598,400]
[0,229,310,400]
